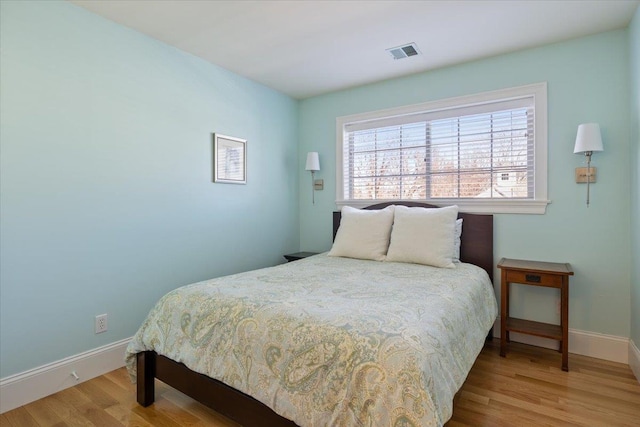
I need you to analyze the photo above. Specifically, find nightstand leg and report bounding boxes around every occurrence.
[561,279,569,371]
[500,270,508,357]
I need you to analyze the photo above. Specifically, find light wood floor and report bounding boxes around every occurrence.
[2,340,639,426]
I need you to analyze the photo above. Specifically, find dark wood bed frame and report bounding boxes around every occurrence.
[136,202,493,426]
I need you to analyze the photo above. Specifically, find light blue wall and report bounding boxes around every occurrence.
[0,1,299,377]
[630,7,640,347]
[299,30,631,337]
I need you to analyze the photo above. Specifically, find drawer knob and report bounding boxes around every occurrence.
[526,274,541,283]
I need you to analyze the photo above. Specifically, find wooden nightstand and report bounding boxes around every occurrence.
[497,258,574,371]
[283,252,318,262]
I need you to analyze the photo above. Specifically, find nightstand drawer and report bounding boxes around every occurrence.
[506,270,563,288]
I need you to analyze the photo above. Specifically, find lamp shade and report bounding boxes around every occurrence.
[574,123,603,154]
[305,152,320,171]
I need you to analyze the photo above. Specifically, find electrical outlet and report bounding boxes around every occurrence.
[95,314,108,334]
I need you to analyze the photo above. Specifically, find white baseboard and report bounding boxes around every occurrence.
[630,339,640,384]
[0,337,131,414]
[568,329,630,364]
[494,319,629,364]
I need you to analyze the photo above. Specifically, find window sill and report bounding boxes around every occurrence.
[335,199,550,214]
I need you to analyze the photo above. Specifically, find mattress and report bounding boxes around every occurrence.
[125,253,497,426]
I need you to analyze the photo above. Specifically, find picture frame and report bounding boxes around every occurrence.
[213,134,247,184]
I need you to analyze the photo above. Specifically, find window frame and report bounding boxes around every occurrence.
[335,82,549,214]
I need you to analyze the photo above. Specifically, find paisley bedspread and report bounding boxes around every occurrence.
[125,254,497,427]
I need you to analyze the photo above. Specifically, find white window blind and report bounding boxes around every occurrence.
[336,83,549,214]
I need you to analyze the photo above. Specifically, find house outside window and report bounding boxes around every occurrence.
[335,83,549,214]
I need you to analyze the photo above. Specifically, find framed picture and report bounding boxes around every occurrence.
[213,134,247,184]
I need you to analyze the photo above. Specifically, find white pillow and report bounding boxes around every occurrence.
[386,205,459,268]
[328,205,395,261]
[454,218,463,263]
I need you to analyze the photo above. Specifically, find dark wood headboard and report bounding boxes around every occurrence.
[332,202,494,281]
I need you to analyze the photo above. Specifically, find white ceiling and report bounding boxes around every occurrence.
[71,0,639,99]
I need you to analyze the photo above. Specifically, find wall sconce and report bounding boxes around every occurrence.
[305,152,323,204]
[573,123,603,207]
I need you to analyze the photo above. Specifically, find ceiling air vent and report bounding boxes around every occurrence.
[386,43,420,60]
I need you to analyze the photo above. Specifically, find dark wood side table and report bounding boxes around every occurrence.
[497,258,574,371]
[283,252,318,262]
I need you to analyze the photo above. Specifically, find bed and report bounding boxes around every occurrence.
[126,202,497,427]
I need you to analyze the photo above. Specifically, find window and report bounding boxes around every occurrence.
[336,83,549,214]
